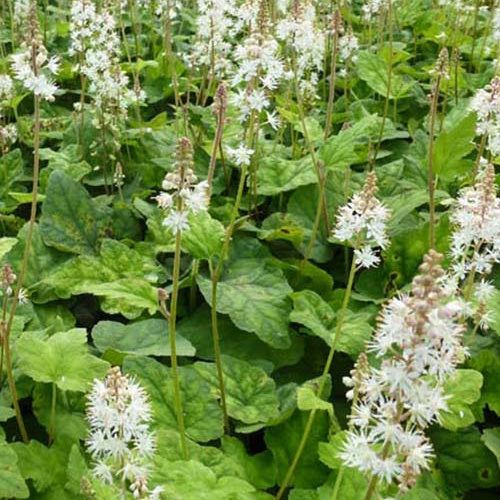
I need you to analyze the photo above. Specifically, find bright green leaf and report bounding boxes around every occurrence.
[194,355,280,424]
[16,329,109,392]
[357,51,415,99]
[197,258,292,349]
[182,211,225,259]
[0,442,29,498]
[440,369,483,431]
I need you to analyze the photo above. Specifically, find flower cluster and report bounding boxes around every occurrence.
[362,0,389,22]
[276,1,324,98]
[187,0,237,77]
[332,172,390,268]
[155,137,209,233]
[470,76,500,157]
[10,4,59,102]
[86,366,163,500]
[13,0,30,29]
[0,75,17,151]
[338,30,359,65]
[340,250,467,493]
[449,163,499,280]
[69,0,144,124]
[0,265,28,305]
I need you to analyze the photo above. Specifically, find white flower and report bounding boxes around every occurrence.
[154,192,174,210]
[182,180,209,212]
[0,75,14,102]
[354,246,380,268]
[227,144,254,166]
[266,111,280,130]
[162,209,190,233]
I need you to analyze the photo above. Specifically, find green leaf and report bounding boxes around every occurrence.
[88,279,159,316]
[124,356,224,442]
[182,211,225,259]
[0,149,24,213]
[0,442,29,498]
[42,239,164,318]
[468,350,500,417]
[430,427,500,492]
[32,384,87,443]
[258,213,304,250]
[265,410,330,489]
[177,305,304,371]
[297,386,333,417]
[485,289,500,335]
[197,256,292,349]
[39,145,91,190]
[0,237,17,262]
[220,436,277,489]
[92,319,195,357]
[65,445,88,496]
[194,355,280,424]
[256,154,316,196]
[318,431,348,470]
[289,470,367,500]
[16,329,109,392]
[290,290,372,357]
[11,440,67,493]
[482,429,500,469]
[5,223,69,303]
[440,369,483,431]
[357,50,415,99]
[432,112,476,181]
[40,170,110,254]
[153,458,272,499]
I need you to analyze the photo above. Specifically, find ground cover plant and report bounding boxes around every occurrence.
[0,0,499,498]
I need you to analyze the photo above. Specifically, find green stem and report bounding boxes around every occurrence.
[292,57,331,255]
[209,260,229,432]
[189,259,199,312]
[48,383,57,445]
[275,254,358,500]
[169,228,188,459]
[207,88,226,197]
[2,95,43,444]
[209,159,249,431]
